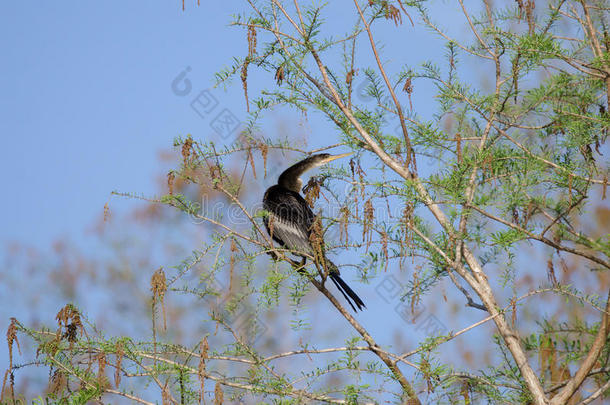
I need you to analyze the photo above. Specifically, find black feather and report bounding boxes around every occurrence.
[263,155,366,312]
[330,273,366,311]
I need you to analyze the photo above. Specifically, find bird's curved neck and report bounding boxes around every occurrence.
[277,160,312,193]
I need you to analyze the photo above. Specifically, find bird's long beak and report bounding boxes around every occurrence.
[322,152,353,164]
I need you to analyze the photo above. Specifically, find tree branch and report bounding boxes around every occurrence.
[550,289,610,405]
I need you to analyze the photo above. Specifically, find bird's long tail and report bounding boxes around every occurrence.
[325,259,365,312]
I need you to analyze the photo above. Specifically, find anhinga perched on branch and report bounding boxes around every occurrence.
[263,153,366,312]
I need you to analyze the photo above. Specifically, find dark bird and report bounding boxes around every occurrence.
[262,153,365,311]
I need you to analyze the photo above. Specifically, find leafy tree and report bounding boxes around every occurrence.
[3,0,610,404]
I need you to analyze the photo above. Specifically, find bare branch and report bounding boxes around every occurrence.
[551,290,610,405]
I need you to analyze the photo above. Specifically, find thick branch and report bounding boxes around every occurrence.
[301,6,548,402]
[550,290,610,405]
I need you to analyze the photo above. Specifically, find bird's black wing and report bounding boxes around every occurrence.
[263,185,366,312]
[263,185,314,256]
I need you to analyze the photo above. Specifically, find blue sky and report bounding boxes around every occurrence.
[0,2,260,390]
[0,2,247,246]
